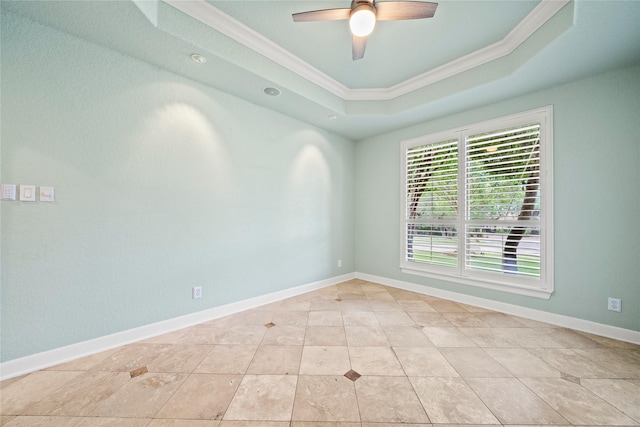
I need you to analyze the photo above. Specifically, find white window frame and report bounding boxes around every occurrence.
[400,106,554,299]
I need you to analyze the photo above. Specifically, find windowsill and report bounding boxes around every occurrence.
[400,266,553,300]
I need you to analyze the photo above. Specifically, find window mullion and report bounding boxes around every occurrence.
[457,132,466,277]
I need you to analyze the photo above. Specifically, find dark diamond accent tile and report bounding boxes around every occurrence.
[344,369,361,382]
[413,324,424,330]
[129,366,148,378]
[561,372,581,385]
[335,297,343,302]
[264,322,276,328]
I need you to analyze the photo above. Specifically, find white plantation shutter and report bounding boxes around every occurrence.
[405,139,458,268]
[401,107,553,298]
[464,123,541,279]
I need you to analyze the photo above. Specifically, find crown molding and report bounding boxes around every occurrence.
[163,0,570,102]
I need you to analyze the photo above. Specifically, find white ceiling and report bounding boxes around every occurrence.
[3,0,640,140]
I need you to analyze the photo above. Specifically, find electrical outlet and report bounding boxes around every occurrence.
[192,286,202,299]
[607,297,621,312]
[337,259,342,268]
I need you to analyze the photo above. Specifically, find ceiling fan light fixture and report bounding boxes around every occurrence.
[349,4,376,37]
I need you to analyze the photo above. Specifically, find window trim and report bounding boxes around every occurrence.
[400,106,554,299]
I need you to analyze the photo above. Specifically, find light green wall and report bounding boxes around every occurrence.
[355,62,640,332]
[0,12,355,362]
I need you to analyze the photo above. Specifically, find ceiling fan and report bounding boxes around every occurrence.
[292,0,438,60]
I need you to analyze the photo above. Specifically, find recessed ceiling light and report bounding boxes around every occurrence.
[328,114,338,120]
[263,87,281,97]
[190,53,207,64]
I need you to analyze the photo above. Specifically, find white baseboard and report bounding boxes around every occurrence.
[356,272,640,345]
[0,273,355,381]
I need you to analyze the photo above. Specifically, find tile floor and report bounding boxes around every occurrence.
[2,279,639,426]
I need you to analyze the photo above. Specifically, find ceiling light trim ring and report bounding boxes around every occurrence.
[163,0,570,102]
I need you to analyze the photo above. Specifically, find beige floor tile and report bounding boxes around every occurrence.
[422,327,476,347]
[220,422,288,427]
[338,300,373,312]
[581,379,640,422]
[342,312,379,327]
[292,376,360,422]
[393,347,459,377]
[1,416,81,426]
[355,376,429,424]
[338,292,366,300]
[458,327,520,347]
[310,299,344,311]
[246,345,302,375]
[395,300,437,312]
[409,377,498,424]
[368,300,404,312]
[348,347,404,376]
[494,328,565,348]
[576,332,640,349]
[406,312,452,327]
[194,345,256,374]
[429,300,469,313]
[344,326,390,347]
[294,423,361,427]
[382,326,434,347]
[521,377,637,425]
[473,312,527,327]
[374,311,415,326]
[483,348,560,377]
[75,418,151,426]
[218,326,267,346]
[155,374,241,420]
[90,372,186,418]
[1,416,17,426]
[439,347,512,377]
[466,377,568,424]
[230,309,275,326]
[305,326,347,346]
[91,343,171,372]
[0,371,83,415]
[529,348,622,378]
[307,311,344,326]
[299,346,352,375]
[142,329,189,344]
[365,291,396,301]
[442,312,490,328]
[573,348,640,378]
[546,328,606,348]
[148,344,213,373]
[272,311,309,326]
[361,424,431,427]
[148,420,220,426]
[261,325,306,345]
[22,371,129,416]
[177,324,228,345]
[223,375,298,421]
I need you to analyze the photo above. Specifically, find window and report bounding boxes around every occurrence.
[401,107,553,298]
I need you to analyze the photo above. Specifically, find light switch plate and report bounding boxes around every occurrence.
[40,186,55,202]
[20,185,36,201]
[1,184,17,200]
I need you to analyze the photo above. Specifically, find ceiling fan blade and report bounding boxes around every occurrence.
[292,8,351,22]
[375,1,438,20]
[352,35,367,60]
